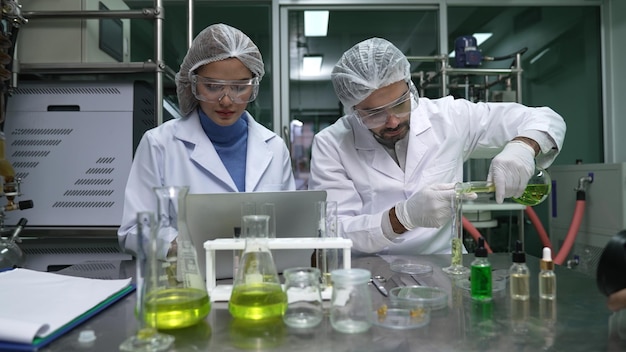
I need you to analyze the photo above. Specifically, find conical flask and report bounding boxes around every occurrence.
[229,214,287,320]
[145,186,211,330]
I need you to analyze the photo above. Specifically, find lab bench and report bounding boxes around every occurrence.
[39,253,624,352]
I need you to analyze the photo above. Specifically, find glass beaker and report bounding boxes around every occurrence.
[229,215,287,320]
[282,267,324,328]
[144,186,211,330]
[119,212,174,352]
[330,268,373,334]
[456,167,552,206]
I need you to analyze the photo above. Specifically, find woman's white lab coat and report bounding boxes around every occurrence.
[309,96,565,255]
[118,110,295,255]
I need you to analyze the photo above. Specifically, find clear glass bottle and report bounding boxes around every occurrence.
[509,240,530,300]
[330,268,373,333]
[539,247,557,300]
[143,186,211,330]
[282,267,324,328]
[470,237,492,302]
[229,215,287,320]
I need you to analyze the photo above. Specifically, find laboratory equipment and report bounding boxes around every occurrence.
[119,212,174,352]
[539,247,556,300]
[0,218,27,270]
[456,167,552,206]
[229,215,287,320]
[372,300,430,330]
[509,240,530,300]
[471,237,492,302]
[282,267,324,328]
[144,186,211,330]
[315,200,339,286]
[443,190,469,276]
[330,268,373,334]
[454,35,483,68]
[389,286,448,311]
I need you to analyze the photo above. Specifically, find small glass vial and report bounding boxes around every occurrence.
[282,267,324,328]
[330,268,372,333]
[509,240,530,300]
[470,237,492,302]
[539,247,557,300]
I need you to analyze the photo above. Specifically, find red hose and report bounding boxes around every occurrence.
[524,206,553,251]
[462,216,493,253]
[553,200,586,265]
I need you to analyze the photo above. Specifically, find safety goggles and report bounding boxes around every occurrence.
[191,75,260,104]
[353,89,414,129]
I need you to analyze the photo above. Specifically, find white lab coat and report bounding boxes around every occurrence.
[309,96,566,255]
[118,110,295,255]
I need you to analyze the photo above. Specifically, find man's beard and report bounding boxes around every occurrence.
[371,121,410,148]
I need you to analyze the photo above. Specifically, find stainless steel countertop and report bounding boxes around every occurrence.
[39,254,626,352]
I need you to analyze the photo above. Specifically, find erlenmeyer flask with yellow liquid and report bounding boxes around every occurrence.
[229,215,287,320]
[456,167,551,206]
[143,186,211,330]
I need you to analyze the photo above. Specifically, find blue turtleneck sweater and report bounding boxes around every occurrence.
[199,109,248,192]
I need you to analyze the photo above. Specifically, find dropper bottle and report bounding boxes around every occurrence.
[471,237,492,302]
[509,240,530,300]
[539,247,556,300]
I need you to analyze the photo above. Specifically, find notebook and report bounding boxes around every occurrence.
[185,190,327,279]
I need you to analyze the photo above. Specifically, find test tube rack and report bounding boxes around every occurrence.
[204,237,353,302]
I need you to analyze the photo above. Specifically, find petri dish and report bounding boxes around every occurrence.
[456,273,507,294]
[390,259,433,276]
[371,301,430,330]
[389,285,448,311]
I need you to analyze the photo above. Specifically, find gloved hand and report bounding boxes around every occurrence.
[395,183,477,229]
[487,140,536,203]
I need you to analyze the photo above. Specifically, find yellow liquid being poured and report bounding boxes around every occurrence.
[229,283,287,320]
[144,287,211,330]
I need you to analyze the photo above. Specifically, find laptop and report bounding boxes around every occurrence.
[185,190,327,279]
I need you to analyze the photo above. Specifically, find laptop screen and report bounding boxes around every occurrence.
[185,190,327,279]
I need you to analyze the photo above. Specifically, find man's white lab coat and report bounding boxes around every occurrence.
[118,110,295,255]
[309,96,566,255]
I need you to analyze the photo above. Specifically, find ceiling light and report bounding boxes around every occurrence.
[302,55,323,76]
[304,11,329,37]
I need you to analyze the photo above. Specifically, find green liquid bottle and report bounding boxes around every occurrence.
[470,237,492,302]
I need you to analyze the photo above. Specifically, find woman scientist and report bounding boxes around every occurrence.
[118,23,295,256]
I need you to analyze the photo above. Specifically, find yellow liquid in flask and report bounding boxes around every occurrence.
[144,287,211,330]
[229,283,287,320]
[512,184,550,206]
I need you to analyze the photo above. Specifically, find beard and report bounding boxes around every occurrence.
[371,121,410,148]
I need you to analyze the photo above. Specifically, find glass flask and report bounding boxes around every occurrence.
[330,268,373,334]
[282,267,324,328]
[229,214,287,320]
[456,167,552,206]
[119,212,174,352]
[316,200,339,287]
[144,186,211,330]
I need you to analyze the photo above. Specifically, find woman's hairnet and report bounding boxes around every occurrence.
[331,37,414,114]
[175,23,265,116]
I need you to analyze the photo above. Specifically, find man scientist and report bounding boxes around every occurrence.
[308,37,566,255]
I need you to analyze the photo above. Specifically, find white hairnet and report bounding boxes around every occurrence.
[175,23,265,116]
[331,37,413,114]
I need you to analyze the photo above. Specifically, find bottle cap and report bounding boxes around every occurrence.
[475,237,487,258]
[540,247,554,270]
[512,240,526,263]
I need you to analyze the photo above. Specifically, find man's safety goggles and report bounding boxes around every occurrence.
[191,75,259,104]
[353,89,414,129]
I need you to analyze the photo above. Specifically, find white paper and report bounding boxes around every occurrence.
[0,268,131,344]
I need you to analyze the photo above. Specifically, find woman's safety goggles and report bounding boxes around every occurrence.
[353,89,415,129]
[191,75,260,104]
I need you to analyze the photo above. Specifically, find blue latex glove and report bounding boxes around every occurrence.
[487,140,536,203]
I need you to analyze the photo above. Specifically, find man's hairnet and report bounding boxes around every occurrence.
[331,37,414,114]
[175,23,265,116]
